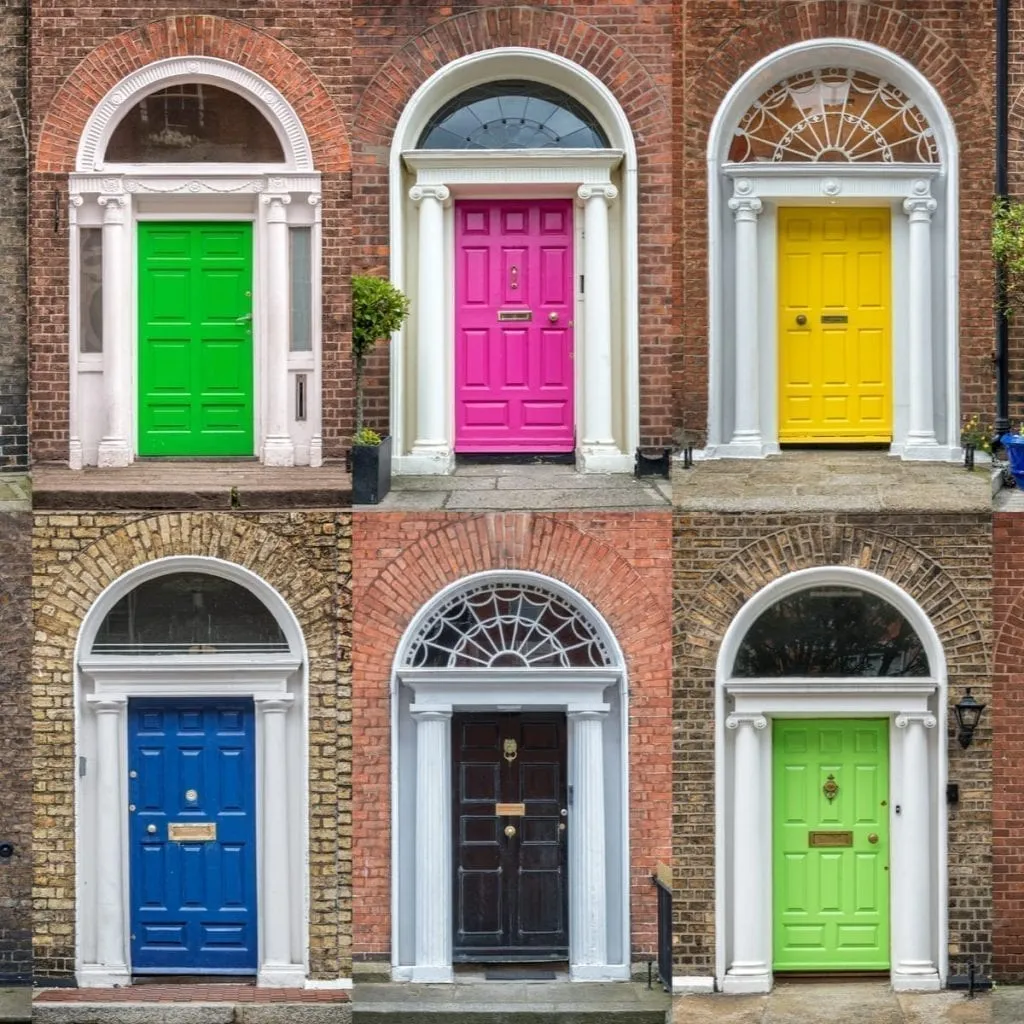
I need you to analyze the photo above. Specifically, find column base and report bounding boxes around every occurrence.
[672,976,716,994]
[569,963,630,982]
[395,445,455,476]
[96,437,132,468]
[262,435,296,467]
[722,969,772,995]
[577,444,633,474]
[309,435,323,469]
[892,968,941,992]
[409,964,454,983]
[77,964,131,988]
[716,436,778,459]
[898,438,957,462]
[258,963,306,988]
[68,438,84,471]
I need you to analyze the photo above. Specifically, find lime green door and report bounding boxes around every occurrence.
[138,222,254,456]
[773,718,890,971]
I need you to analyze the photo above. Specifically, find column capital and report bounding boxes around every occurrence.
[261,193,292,220]
[902,195,937,221]
[98,194,128,224]
[726,712,768,731]
[254,694,295,715]
[576,182,618,205]
[409,184,451,206]
[85,694,127,714]
[895,712,937,730]
[567,707,610,722]
[410,705,453,722]
[728,195,763,221]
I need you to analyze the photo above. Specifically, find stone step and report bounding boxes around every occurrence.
[33,1003,351,1024]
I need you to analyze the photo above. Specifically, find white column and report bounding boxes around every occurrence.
[726,193,764,455]
[308,193,324,468]
[85,696,129,984]
[893,712,939,989]
[68,195,84,470]
[411,707,453,982]
[902,192,940,457]
[96,194,132,467]
[568,709,609,978]
[261,195,296,466]
[577,183,622,473]
[724,713,770,993]
[255,696,301,986]
[407,185,453,474]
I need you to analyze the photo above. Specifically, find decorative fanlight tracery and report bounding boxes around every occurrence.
[403,580,614,669]
[729,68,938,164]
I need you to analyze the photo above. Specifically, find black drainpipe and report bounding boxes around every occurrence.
[996,0,1010,438]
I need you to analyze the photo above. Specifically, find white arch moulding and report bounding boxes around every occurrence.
[68,56,323,470]
[389,570,632,982]
[699,565,948,996]
[388,47,640,475]
[73,555,311,989]
[700,39,961,463]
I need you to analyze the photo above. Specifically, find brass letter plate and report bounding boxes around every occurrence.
[808,830,853,847]
[168,822,217,842]
[821,314,849,324]
[495,802,526,817]
[498,310,532,322]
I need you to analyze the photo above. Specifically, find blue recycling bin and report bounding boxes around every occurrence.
[1001,433,1024,488]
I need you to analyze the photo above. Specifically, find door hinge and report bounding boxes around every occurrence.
[78,756,87,778]
[579,275,585,294]
[568,784,574,807]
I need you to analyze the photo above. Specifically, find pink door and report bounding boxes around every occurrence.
[455,200,575,452]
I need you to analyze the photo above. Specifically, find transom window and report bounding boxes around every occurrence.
[92,571,288,655]
[404,580,613,669]
[732,585,929,677]
[106,83,286,163]
[418,79,609,150]
[729,68,937,164]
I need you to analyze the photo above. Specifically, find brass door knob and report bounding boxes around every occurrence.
[504,825,517,838]
[867,833,879,844]
[796,314,807,326]
[549,311,559,323]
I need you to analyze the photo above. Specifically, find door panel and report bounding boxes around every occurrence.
[138,222,254,456]
[773,718,890,971]
[452,713,568,960]
[129,699,258,973]
[778,208,892,442]
[455,201,575,452]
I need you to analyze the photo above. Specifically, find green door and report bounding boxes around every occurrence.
[138,222,254,456]
[772,718,890,971]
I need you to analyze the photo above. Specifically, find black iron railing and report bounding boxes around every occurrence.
[653,867,672,992]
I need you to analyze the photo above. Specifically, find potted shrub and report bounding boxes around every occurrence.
[351,274,410,504]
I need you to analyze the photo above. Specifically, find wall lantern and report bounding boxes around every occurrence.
[953,688,986,749]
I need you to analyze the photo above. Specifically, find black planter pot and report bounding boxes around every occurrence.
[352,434,393,504]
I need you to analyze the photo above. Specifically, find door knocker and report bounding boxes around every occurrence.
[503,738,518,763]
[822,774,839,803]
[509,265,519,290]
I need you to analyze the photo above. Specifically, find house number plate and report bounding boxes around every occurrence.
[498,310,532,322]
[168,822,217,842]
[808,830,853,847]
[820,315,849,324]
[495,802,526,817]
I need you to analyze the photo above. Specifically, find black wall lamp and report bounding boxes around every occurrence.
[953,689,986,749]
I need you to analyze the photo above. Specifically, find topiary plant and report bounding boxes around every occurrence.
[352,274,411,443]
[993,197,1024,316]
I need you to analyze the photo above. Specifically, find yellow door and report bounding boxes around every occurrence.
[778,208,892,443]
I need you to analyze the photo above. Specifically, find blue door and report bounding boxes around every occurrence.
[129,699,258,974]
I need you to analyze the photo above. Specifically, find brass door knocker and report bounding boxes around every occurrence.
[503,738,518,763]
[823,774,839,803]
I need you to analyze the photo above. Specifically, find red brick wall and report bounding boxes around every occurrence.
[1004,0,1024,427]
[680,0,995,445]
[352,511,673,963]
[349,2,677,447]
[28,9,353,462]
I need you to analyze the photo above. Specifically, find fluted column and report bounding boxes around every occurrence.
[726,191,764,454]
[568,709,608,977]
[68,195,85,470]
[411,707,453,981]
[96,195,131,467]
[577,184,619,472]
[893,712,938,985]
[725,713,770,989]
[255,696,300,985]
[902,192,940,456]
[409,185,452,472]
[261,195,295,466]
[86,696,129,976]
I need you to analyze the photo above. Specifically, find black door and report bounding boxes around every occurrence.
[452,713,568,961]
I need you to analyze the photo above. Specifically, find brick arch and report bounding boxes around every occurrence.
[675,522,988,677]
[690,1,976,154]
[35,15,349,175]
[352,6,669,151]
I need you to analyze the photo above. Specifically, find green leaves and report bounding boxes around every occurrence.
[352,274,411,360]
[992,198,1024,315]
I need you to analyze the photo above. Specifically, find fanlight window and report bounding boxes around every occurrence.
[418,80,609,150]
[404,581,613,669]
[92,572,288,655]
[732,586,929,677]
[729,68,937,164]
[106,83,286,163]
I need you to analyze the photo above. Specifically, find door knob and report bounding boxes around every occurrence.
[867,833,879,844]
[147,824,157,835]
[548,311,559,323]
[504,825,517,838]
[796,314,807,326]
[235,312,252,323]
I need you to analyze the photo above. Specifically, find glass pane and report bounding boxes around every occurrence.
[79,229,103,353]
[290,227,312,352]
[732,586,929,677]
[419,80,609,150]
[106,84,286,163]
[92,572,288,655]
